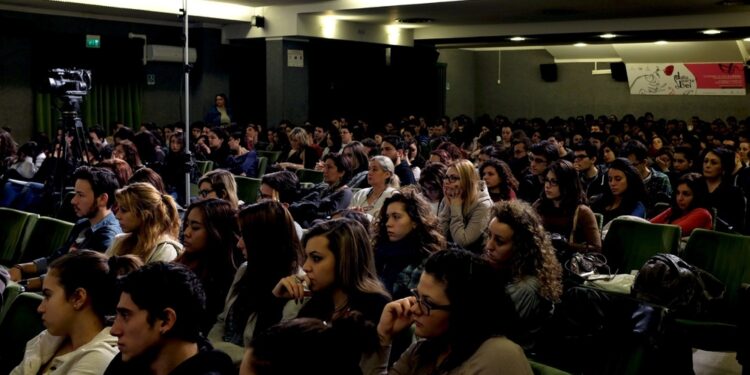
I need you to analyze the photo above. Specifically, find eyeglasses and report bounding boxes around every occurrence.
[410,289,451,316]
[198,189,214,198]
[542,178,559,186]
[443,175,460,183]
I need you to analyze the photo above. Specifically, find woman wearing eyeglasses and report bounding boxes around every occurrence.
[484,200,563,351]
[533,160,601,253]
[437,159,493,254]
[197,169,240,209]
[376,250,532,374]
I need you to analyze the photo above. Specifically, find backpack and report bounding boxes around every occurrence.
[632,253,724,318]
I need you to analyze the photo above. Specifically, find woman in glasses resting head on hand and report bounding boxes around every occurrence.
[376,249,532,374]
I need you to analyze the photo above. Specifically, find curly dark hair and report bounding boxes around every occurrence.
[372,187,446,254]
[479,159,519,201]
[490,200,562,301]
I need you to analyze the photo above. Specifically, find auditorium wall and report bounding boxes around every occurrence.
[440,48,750,122]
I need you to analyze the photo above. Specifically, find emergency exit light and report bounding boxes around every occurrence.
[86,35,101,49]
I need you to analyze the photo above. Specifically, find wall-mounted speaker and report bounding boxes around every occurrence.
[610,62,628,82]
[540,63,557,82]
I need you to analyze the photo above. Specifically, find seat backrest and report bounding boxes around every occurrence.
[593,213,604,232]
[257,150,282,164]
[234,176,261,204]
[17,216,75,264]
[296,168,324,184]
[602,217,682,274]
[0,292,44,374]
[196,160,214,176]
[683,229,750,313]
[0,282,24,324]
[0,208,39,264]
[256,156,268,178]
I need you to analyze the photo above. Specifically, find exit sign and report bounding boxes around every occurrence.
[86,35,101,49]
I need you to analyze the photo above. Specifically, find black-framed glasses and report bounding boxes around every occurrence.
[542,178,559,187]
[410,289,451,316]
[443,175,460,183]
[198,189,214,198]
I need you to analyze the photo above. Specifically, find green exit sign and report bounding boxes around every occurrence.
[86,35,101,49]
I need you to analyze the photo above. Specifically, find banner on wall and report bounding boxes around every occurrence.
[626,63,746,96]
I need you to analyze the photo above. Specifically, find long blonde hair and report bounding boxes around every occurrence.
[449,159,479,215]
[112,182,180,261]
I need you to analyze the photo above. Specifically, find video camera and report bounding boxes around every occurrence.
[48,68,92,96]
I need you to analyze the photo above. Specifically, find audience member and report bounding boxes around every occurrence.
[349,155,399,218]
[11,251,138,375]
[650,173,713,235]
[437,159,492,253]
[209,201,302,363]
[10,167,122,290]
[479,158,518,202]
[377,250,531,374]
[106,183,182,263]
[104,262,235,374]
[591,158,648,225]
[197,169,240,209]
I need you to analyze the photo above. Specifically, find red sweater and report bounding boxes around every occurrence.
[649,207,712,236]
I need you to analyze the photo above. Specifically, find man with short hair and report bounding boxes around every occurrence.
[509,137,531,181]
[572,142,606,199]
[669,146,695,187]
[340,125,354,148]
[518,140,559,202]
[313,124,327,149]
[381,135,416,186]
[104,262,234,375]
[9,166,122,289]
[621,140,672,216]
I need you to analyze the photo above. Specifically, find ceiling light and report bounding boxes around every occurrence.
[744,37,750,41]
[654,40,669,45]
[599,33,617,39]
[509,36,526,42]
[701,29,722,35]
[574,42,587,47]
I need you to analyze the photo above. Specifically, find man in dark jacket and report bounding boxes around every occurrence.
[105,262,234,375]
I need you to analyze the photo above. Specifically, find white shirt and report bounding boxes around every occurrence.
[11,327,118,375]
[349,187,397,218]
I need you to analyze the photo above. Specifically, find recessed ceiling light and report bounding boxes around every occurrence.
[395,17,435,24]
[574,42,587,47]
[509,36,526,42]
[599,33,617,39]
[701,29,722,35]
[744,37,750,41]
[654,40,669,45]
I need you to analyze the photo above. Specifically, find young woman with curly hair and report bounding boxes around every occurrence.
[479,158,518,203]
[438,159,493,253]
[373,187,446,299]
[533,160,601,253]
[484,200,563,350]
[106,182,182,263]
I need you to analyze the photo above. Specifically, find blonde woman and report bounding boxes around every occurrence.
[437,159,493,253]
[276,127,318,170]
[349,156,400,218]
[106,182,182,263]
[198,169,240,209]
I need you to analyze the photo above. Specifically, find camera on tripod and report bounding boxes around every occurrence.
[48,68,92,97]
